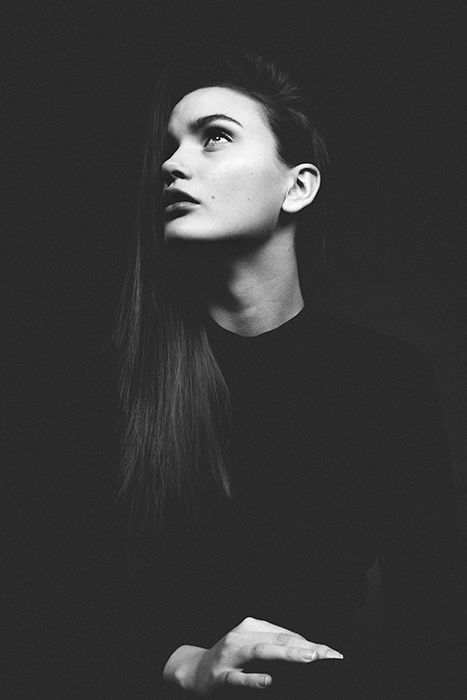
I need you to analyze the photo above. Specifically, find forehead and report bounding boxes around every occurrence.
[168,86,272,137]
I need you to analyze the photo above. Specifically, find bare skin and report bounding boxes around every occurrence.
[206,227,304,337]
[163,617,343,694]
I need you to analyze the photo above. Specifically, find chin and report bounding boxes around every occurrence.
[164,227,215,242]
[164,222,230,242]
[163,219,269,243]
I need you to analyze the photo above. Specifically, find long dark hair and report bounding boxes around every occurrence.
[116,46,329,526]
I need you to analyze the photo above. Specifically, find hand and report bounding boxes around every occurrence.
[163,616,344,695]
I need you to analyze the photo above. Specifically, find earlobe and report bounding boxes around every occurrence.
[281,164,321,214]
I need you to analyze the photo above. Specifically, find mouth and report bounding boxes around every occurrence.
[163,200,199,218]
[162,188,200,218]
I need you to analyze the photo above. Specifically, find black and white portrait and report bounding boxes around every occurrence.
[5,2,466,697]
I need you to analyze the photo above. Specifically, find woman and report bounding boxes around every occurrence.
[116,47,458,697]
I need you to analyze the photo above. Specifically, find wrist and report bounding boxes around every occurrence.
[163,645,206,691]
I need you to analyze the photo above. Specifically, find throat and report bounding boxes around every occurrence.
[208,277,304,337]
[201,230,304,336]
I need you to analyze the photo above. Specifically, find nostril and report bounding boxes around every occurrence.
[162,160,190,183]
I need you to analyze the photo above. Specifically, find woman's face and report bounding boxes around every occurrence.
[161,86,291,242]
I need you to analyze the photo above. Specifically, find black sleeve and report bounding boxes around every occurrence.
[119,528,188,698]
[371,345,460,692]
[122,522,219,699]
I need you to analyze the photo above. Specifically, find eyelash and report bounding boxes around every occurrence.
[163,127,232,159]
[204,127,232,147]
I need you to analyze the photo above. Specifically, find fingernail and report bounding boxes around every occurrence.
[300,650,317,661]
[326,650,344,659]
[259,676,271,687]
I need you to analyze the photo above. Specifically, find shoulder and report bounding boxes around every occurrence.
[313,313,451,482]
[311,308,434,386]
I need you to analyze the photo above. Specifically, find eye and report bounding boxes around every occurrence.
[204,127,232,148]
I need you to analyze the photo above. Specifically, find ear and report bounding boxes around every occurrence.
[281,164,321,214]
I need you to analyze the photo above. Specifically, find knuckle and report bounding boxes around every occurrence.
[252,642,271,660]
[293,632,306,641]
[276,632,292,646]
[217,646,231,665]
[209,667,221,686]
[242,616,255,627]
[219,669,233,685]
[315,644,328,657]
[251,642,262,658]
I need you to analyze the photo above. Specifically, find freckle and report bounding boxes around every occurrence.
[211,195,216,199]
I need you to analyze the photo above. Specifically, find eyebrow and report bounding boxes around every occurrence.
[188,114,244,132]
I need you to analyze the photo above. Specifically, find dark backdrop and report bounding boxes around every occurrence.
[5,1,466,696]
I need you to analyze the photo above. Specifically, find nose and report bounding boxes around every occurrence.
[161,148,192,185]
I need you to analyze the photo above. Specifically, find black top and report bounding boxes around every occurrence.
[124,305,459,697]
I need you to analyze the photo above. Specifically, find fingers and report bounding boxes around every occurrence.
[235,618,343,660]
[275,631,304,646]
[271,635,342,658]
[236,632,324,648]
[215,642,343,691]
[219,669,272,689]
[237,641,343,665]
[241,642,318,664]
[272,634,340,654]
[311,643,344,660]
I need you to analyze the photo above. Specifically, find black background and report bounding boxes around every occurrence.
[5,1,466,696]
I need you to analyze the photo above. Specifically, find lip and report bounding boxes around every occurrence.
[162,188,200,208]
[163,200,199,218]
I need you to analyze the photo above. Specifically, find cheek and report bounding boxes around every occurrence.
[208,159,283,208]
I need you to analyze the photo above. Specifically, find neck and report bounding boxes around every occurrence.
[206,232,304,337]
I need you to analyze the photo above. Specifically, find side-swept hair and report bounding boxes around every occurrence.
[116,45,329,526]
